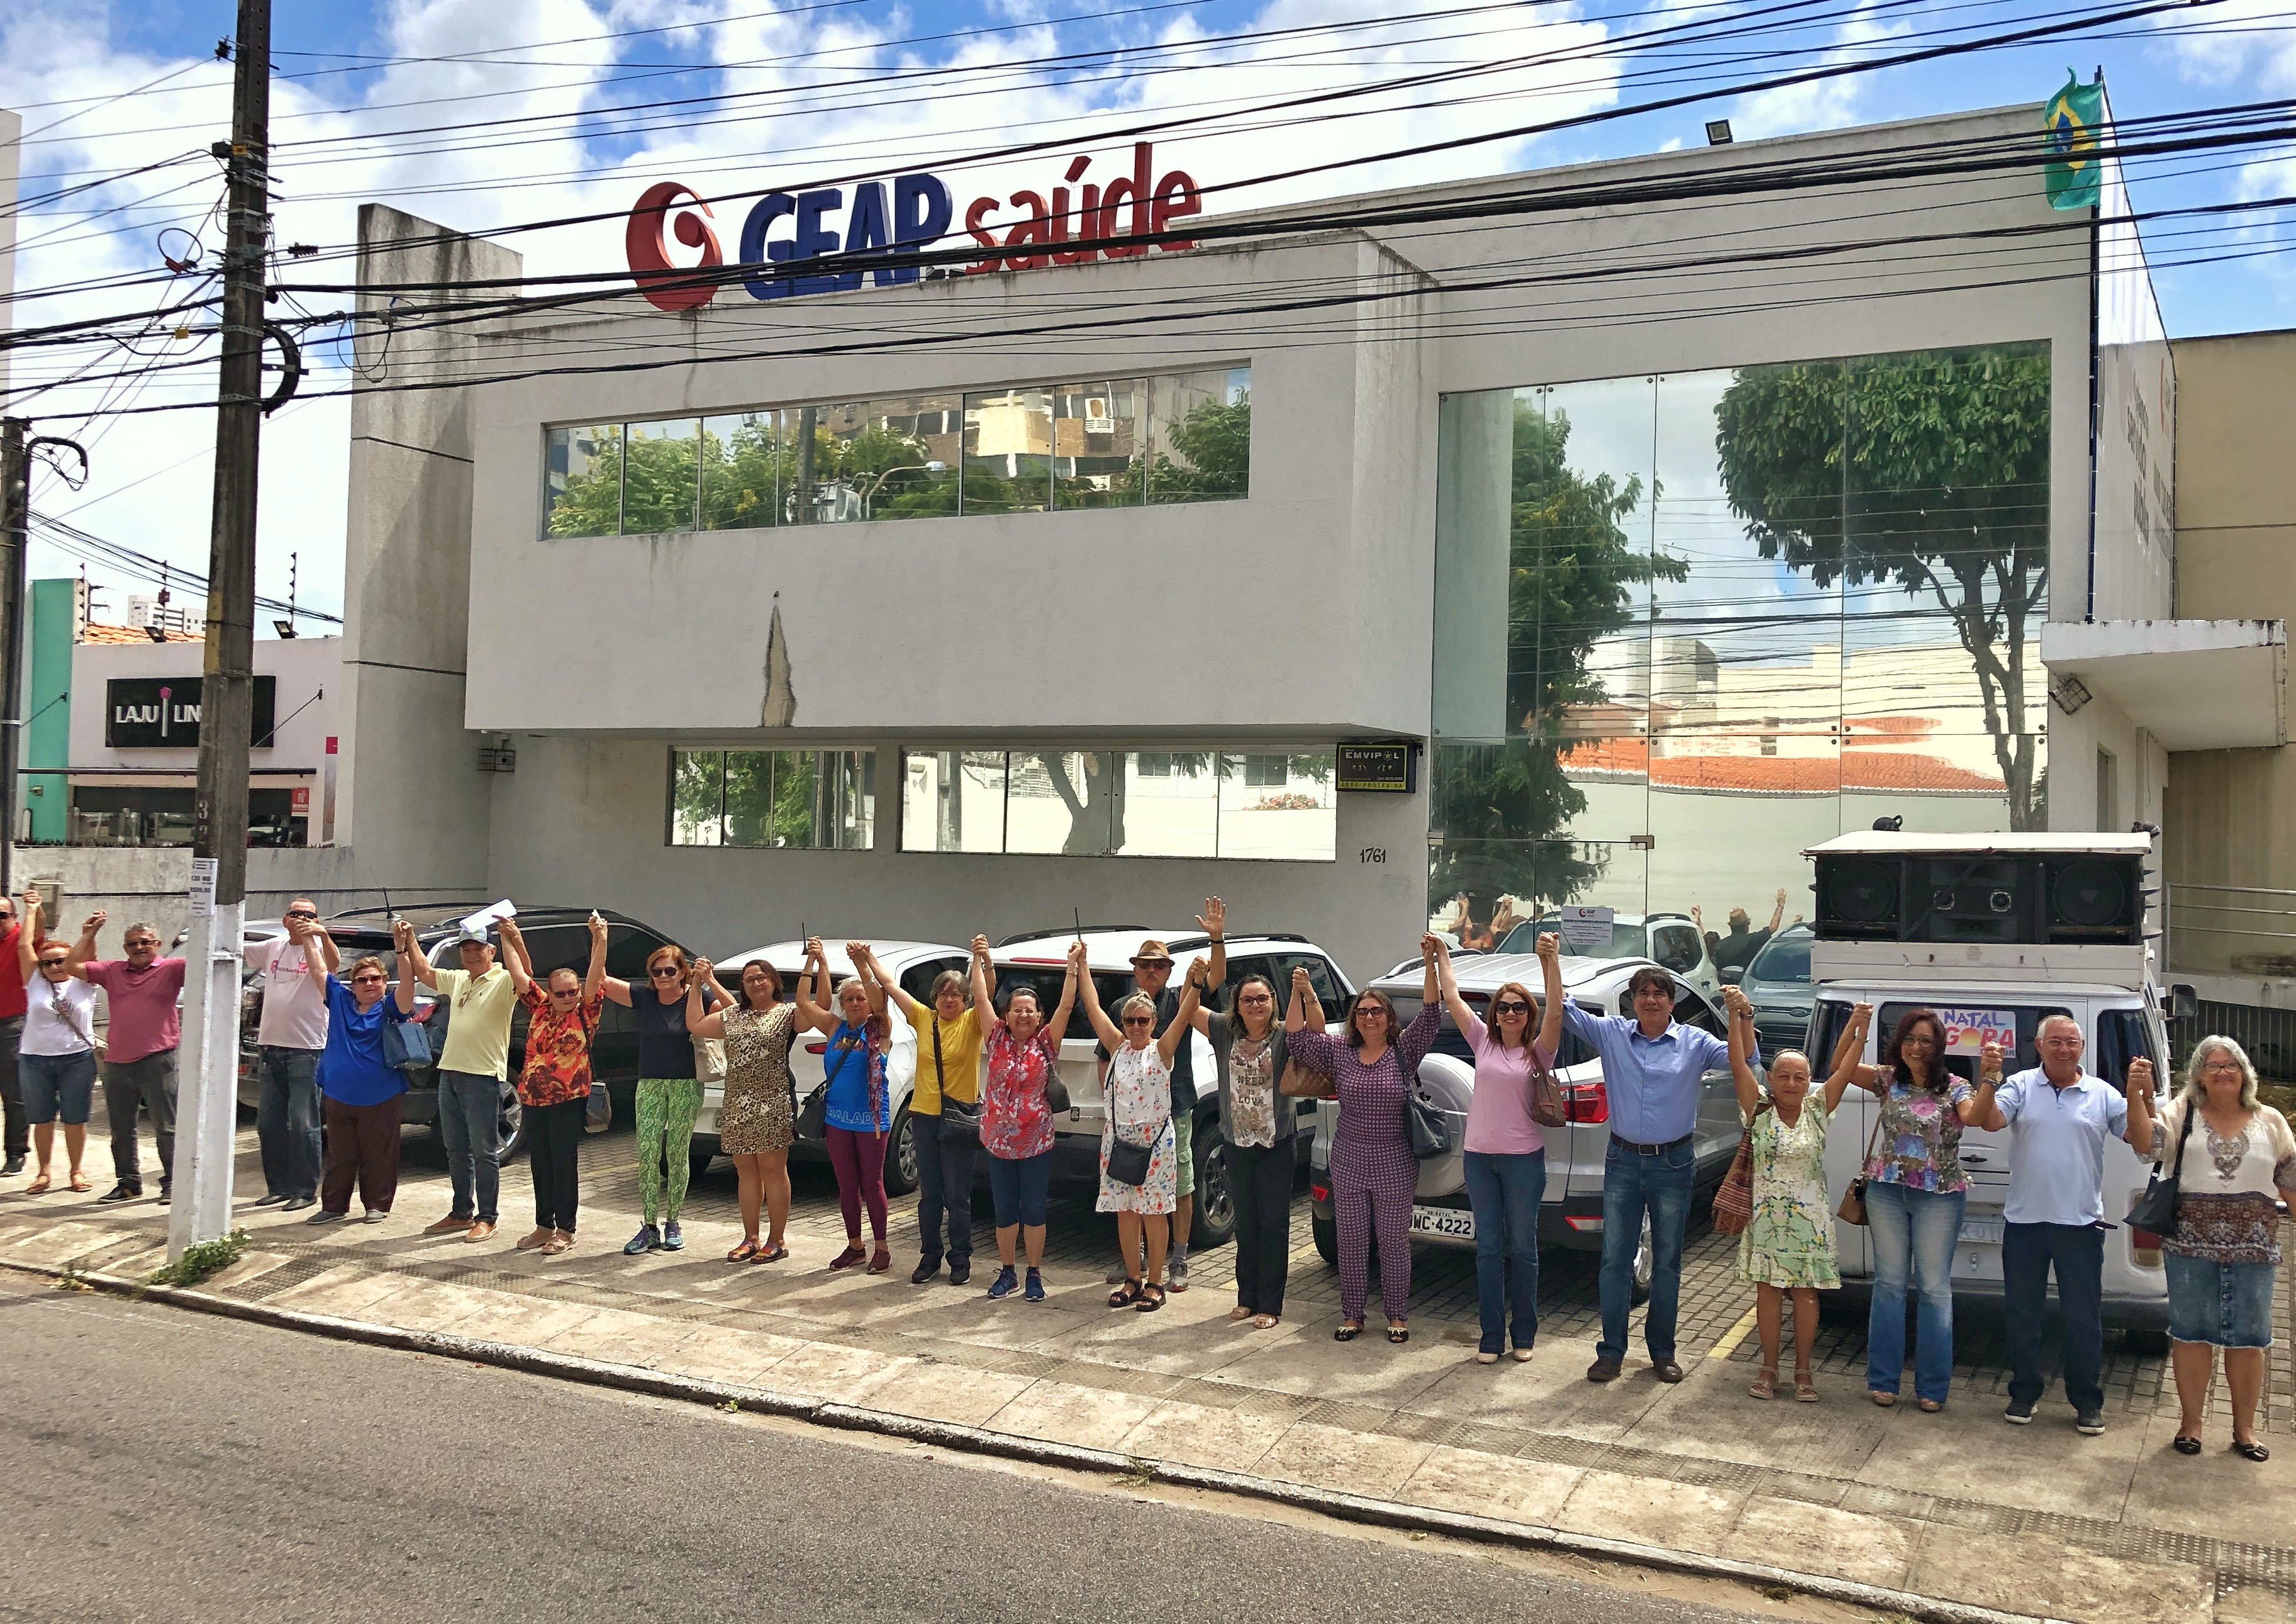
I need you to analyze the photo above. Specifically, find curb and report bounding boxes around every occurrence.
[16,1258,2064,1624]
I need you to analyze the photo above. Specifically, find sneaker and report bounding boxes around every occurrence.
[157,1182,171,1206]
[1168,1254,1190,1292]
[250,1192,290,1208]
[662,1221,684,1252]
[2004,1397,2037,1425]
[986,1266,1020,1300]
[1023,1269,1045,1303]
[1106,1264,1132,1285]
[623,1224,662,1255]
[1,1155,21,1176]
[361,1209,389,1224]
[949,1258,971,1287]
[96,1184,141,1204]
[305,1207,350,1226]
[911,1257,942,1284]
[2075,1409,2106,1436]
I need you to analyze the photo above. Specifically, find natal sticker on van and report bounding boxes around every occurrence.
[1934,1007,2017,1055]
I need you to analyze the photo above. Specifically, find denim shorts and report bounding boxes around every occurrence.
[2163,1252,2276,1350]
[988,1150,1052,1228]
[21,1050,97,1126]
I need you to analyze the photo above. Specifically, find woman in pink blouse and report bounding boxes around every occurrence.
[1430,932,1566,1363]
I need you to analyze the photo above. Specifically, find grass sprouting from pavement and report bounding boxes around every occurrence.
[146,1228,251,1288]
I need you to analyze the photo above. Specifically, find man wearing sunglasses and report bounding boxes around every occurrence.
[0,893,30,1175]
[68,911,187,1206]
[398,913,533,1243]
[244,899,340,1211]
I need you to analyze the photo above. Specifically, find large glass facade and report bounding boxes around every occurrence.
[545,365,1246,537]
[1429,343,2050,930]
[669,750,875,848]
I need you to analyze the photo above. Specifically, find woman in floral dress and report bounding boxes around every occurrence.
[688,956,799,1263]
[1722,987,1866,1401]
[1078,956,1203,1313]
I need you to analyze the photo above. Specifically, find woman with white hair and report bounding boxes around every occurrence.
[2126,1036,2296,1462]
[1721,988,1868,1401]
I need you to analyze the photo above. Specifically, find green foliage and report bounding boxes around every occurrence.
[545,428,623,537]
[620,427,700,534]
[1147,398,1249,502]
[1430,402,1686,910]
[1714,344,2051,827]
[147,1228,251,1289]
[701,417,787,530]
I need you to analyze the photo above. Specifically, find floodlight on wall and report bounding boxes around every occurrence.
[274,620,297,638]
[1705,120,1734,145]
[2049,673,2093,715]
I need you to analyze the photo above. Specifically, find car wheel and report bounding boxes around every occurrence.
[689,1146,716,1184]
[1629,1212,1652,1307]
[1189,1124,1235,1249]
[2123,1327,2170,1357]
[1312,1212,1339,1267]
[494,1094,524,1164]
[883,1104,918,1196]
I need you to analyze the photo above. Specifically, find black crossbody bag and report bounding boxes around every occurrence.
[2124,1094,2195,1235]
[930,1017,981,1145]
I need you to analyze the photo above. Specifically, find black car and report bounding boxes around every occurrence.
[1725,923,1815,1059]
[235,904,691,1160]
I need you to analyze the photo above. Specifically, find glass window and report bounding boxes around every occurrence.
[962,388,1052,514]
[1215,751,1335,861]
[1146,366,1249,504]
[1005,750,1109,854]
[701,411,785,531]
[1114,751,1217,858]
[669,749,873,849]
[723,751,776,846]
[847,395,961,520]
[1053,379,1144,509]
[619,417,699,534]
[543,423,621,538]
[670,751,724,844]
[901,750,1008,853]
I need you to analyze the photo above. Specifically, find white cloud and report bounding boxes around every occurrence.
[1724,4,1912,143]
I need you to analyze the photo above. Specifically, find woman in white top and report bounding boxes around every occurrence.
[2126,1036,2296,1462]
[16,891,99,1193]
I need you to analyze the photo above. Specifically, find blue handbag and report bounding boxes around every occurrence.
[382,1009,433,1072]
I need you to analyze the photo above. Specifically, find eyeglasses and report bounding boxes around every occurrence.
[284,909,319,921]
[351,973,387,985]
[1238,994,1273,1005]
[37,958,67,970]
[2200,1059,2244,1074]
[1900,1033,1937,1046]
[550,986,583,999]
[1122,1016,1154,1027]
[649,966,683,979]
[1491,999,1532,1014]
[1354,1006,1388,1021]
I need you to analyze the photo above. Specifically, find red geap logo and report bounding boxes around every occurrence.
[626,142,1201,313]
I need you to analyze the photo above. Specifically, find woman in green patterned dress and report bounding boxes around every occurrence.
[1721,987,1868,1402]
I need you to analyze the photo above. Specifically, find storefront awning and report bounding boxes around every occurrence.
[2039,619,2287,749]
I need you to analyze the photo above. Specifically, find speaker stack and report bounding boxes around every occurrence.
[1814,851,2143,946]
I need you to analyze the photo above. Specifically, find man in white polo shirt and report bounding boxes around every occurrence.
[1970,1014,2129,1436]
[245,899,337,1211]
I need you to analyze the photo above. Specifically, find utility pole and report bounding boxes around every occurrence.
[1,419,26,897]
[172,0,270,1262]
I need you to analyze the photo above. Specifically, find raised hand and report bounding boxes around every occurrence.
[1195,896,1225,937]
[1420,931,1445,961]
[803,936,825,960]
[970,933,990,958]
[1979,1038,2005,1080]
[2127,1056,2156,1095]
[588,912,608,944]
[1066,939,1088,973]
[1535,931,1561,963]
[692,957,714,983]
[1291,965,1312,994]
[1185,955,1209,988]
[83,910,106,936]
[1851,1001,1873,1028]
[391,919,413,951]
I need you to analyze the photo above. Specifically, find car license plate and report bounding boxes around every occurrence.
[1410,1206,1474,1240]
[1959,1218,2005,1245]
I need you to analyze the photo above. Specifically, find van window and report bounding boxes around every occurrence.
[2095,1008,2158,1089]
[1868,1001,2075,1084]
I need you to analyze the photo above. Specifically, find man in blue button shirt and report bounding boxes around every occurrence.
[1564,966,1740,1384]
[1970,1014,2131,1436]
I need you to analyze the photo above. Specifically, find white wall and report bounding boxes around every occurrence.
[68,635,338,770]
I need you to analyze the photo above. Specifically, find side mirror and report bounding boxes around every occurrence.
[2169,983,2198,1025]
[1719,966,1744,985]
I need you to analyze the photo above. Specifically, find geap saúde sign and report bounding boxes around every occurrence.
[627,141,1202,312]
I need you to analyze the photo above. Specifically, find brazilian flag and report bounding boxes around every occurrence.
[2044,70,2104,211]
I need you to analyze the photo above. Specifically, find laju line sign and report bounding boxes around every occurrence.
[626,141,1203,312]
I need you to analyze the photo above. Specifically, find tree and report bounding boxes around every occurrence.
[1145,396,1249,502]
[1430,400,1685,912]
[1714,344,2049,829]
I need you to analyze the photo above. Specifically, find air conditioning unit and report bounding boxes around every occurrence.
[1808,834,2146,947]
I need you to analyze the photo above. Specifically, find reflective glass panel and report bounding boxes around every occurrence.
[1053,379,1145,509]
[723,751,776,846]
[962,388,1053,513]
[901,751,1007,853]
[543,423,621,538]
[669,751,724,845]
[843,396,961,521]
[1145,366,1249,503]
[701,412,784,531]
[1005,751,1110,854]
[1113,751,1218,857]
[620,417,700,534]
[1215,753,1335,861]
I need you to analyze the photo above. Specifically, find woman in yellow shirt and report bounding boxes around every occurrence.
[854,942,985,1286]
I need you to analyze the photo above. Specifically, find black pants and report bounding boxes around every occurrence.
[528,1097,586,1233]
[103,1050,177,1189]
[2004,1221,2106,1413]
[913,1109,978,1265]
[1228,1139,1295,1317]
[0,1016,24,1159]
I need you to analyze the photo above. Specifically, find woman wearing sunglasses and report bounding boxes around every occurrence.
[14,892,96,1194]
[1287,936,1444,1343]
[298,918,423,1224]
[510,913,610,1254]
[1431,931,1566,1363]
[1078,958,1205,1312]
[606,942,720,1255]
[803,940,894,1274]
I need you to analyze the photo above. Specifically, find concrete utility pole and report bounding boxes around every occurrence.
[172,0,271,1262]
[0,418,26,896]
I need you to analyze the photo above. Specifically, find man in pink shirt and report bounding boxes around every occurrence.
[64,911,187,1204]
[0,894,30,1175]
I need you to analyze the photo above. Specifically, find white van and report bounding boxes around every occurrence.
[1803,833,2173,1336]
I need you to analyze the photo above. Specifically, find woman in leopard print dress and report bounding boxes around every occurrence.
[689,958,799,1263]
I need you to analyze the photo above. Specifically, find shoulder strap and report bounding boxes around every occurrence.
[932,1014,945,1087]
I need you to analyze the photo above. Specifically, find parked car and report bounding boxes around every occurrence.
[693,938,972,1196]
[233,904,693,1161]
[988,926,1356,1248]
[1307,951,1747,1303]
[1498,912,1719,1002]
[1726,922,1814,1060]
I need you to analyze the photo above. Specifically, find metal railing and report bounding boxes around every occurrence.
[2167,882,2296,981]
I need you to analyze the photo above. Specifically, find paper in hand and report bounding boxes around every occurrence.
[459,899,517,942]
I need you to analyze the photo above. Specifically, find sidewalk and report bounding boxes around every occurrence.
[9,1116,2291,1624]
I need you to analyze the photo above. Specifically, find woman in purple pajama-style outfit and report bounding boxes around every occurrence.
[1287,937,1443,1344]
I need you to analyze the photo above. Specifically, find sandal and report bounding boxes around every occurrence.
[754,1243,789,1264]
[1868,1389,1897,1408]
[1387,1323,1410,1345]
[1252,1314,1280,1330]
[1751,1367,1778,1400]
[69,1173,92,1193]
[540,1234,572,1256]
[1794,1369,1818,1403]
[23,1173,49,1194]
[1917,1398,1944,1414]
[1109,1280,1144,1309]
[727,1238,761,1263]
[1334,1321,1364,1342]
[1136,1284,1166,1313]
[1228,1306,1254,1323]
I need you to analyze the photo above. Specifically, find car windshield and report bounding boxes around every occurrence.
[1498,919,1642,958]
[1746,931,1812,986]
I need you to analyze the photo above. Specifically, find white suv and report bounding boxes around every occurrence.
[988,926,1355,1248]
[1497,912,1719,1003]
[690,938,973,1196]
[1307,950,1747,1302]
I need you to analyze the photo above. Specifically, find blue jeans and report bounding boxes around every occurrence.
[1864,1180,1964,1403]
[1600,1136,1695,1364]
[255,1046,323,1199]
[1464,1149,1546,1355]
[436,1069,504,1223]
[913,1109,978,1266]
[2003,1221,2105,1413]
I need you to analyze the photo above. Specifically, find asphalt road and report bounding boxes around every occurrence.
[0,1280,1808,1624]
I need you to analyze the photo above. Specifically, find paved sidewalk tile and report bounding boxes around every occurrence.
[1720,1497,1916,1590]
[1905,1523,2215,1624]
[983,1380,1164,1452]
[1554,1469,1747,1557]
[1397,1444,1584,1526]
[1112,1397,1291,1474]
[1254,1421,1437,1498]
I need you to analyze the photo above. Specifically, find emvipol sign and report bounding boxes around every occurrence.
[626,140,1204,313]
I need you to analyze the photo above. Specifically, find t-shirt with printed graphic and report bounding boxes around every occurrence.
[516,983,603,1107]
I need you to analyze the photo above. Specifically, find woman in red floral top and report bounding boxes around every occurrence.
[513,913,608,1255]
[969,936,1081,1303]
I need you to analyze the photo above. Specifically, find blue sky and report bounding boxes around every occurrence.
[4,0,2292,620]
